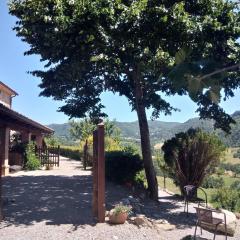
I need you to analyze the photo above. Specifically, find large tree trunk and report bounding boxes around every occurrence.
[136,102,159,200]
[133,67,158,200]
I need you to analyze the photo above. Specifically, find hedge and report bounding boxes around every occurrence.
[105,151,143,184]
[59,146,82,161]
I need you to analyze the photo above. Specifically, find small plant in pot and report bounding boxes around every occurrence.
[109,203,132,224]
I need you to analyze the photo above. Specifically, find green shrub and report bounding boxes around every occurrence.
[105,151,143,184]
[134,171,146,189]
[25,142,41,170]
[219,162,233,171]
[59,146,82,160]
[233,149,240,159]
[122,143,141,155]
[162,129,225,194]
[230,180,240,191]
[202,176,224,189]
[233,164,240,177]
[211,187,240,212]
[219,163,240,177]
[216,167,225,176]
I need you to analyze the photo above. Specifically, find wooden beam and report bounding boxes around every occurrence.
[0,111,52,135]
[0,105,53,134]
[0,118,44,135]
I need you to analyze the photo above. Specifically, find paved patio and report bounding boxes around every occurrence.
[0,157,239,240]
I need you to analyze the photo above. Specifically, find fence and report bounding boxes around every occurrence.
[35,146,60,167]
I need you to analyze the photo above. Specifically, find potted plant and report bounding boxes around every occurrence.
[109,203,132,224]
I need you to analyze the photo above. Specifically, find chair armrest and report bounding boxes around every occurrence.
[194,207,227,224]
[211,209,227,223]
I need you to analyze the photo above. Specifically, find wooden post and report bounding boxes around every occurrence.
[0,126,10,176]
[35,135,43,148]
[164,174,166,190]
[21,131,31,143]
[57,145,60,167]
[92,130,98,218]
[0,126,10,220]
[83,140,88,170]
[97,123,105,222]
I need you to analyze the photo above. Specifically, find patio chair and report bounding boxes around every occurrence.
[183,185,208,215]
[194,206,227,240]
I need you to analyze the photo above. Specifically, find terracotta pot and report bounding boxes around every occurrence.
[109,211,128,224]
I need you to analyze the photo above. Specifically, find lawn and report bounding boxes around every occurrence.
[223,147,240,165]
[157,172,239,206]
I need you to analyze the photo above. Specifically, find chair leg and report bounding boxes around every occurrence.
[225,222,227,240]
[184,198,189,216]
[184,198,187,213]
[213,225,217,240]
[194,221,198,239]
[213,224,221,240]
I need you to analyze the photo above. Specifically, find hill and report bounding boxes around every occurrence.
[217,112,240,147]
[47,111,240,147]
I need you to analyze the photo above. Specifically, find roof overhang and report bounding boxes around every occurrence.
[0,103,54,135]
[0,81,18,97]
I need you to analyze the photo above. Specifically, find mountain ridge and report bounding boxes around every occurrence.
[48,111,240,147]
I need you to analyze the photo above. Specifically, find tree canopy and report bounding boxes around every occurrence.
[9,0,240,130]
[9,0,240,199]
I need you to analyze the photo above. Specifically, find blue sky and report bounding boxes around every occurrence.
[0,1,239,125]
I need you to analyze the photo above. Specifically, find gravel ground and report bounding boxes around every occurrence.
[155,190,240,240]
[1,157,239,240]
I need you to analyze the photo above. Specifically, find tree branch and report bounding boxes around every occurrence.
[198,63,240,81]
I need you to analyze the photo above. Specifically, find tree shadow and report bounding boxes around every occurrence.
[1,175,141,231]
[1,173,198,232]
[136,192,197,230]
[1,174,96,230]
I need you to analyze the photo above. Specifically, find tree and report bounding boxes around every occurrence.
[162,129,225,194]
[69,118,121,142]
[69,119,96,142]
[9,0,240,199]
[44,135,60,147]
[104,118,121,142]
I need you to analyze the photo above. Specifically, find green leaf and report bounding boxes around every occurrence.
[208,86,221,104]
[175,46,192,65]
[187,77,202,102]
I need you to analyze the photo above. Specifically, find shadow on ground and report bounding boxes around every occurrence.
[156,195,197,229]
[1,174,141,230]
[123,190,197,230]
[1,173,196,232]
[2,175,95,228]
